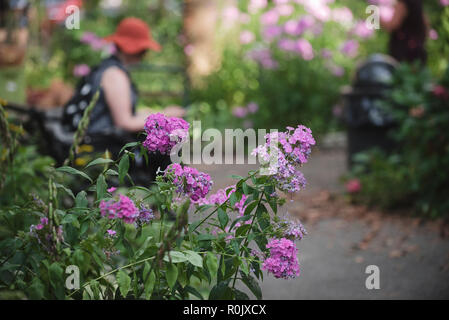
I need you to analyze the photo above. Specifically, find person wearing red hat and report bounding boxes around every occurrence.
[62,17,182,182]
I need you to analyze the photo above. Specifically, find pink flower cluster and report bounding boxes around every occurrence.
[262,238,300,279]
[275,216,307,241]
[232,102,259,118]
[29,217,64,254]
[143,113,190,155]
[164,163,213,202]
[80,31,116,54]
[252,125,315,193]
[73,64,90,78]
[100,194,139,224]
[346,179,361,193]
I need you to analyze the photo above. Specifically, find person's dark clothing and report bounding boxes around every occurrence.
[62,55,171,184]
[388,0,427,64]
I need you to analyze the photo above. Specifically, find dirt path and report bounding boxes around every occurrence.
[192,147,449,299]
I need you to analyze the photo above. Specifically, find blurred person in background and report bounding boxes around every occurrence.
[62,17,184,181]
[381,0,428,64]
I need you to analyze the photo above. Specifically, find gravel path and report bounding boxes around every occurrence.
[192,147,449,300]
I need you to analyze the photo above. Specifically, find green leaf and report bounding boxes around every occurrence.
[185,285,204,300]
[118,154,130,184]
[233,288,250,300]
[27,278,45,300]
[184,250,203,268]
[166,263,178,289]
[96,174,107,200]
[119,142,140,155]
[48,262,63,288]
[243,201,258,216]
[136,236,154,259]
[85,158,114,168]
[143,263,156,299]
[241,274,262,300]
[75,191,88,208]
[205,252,218,277]
[105,169,119,176]
[56,166,92,183]
[163,251,188,263]
[217,208,228,229]
[209,281,233,300]
[117,270,131,298]
[55,183,75,199]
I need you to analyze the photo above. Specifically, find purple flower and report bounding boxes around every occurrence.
[107,187,117,193]
[352,21,374,39]
[278,38,296,52]
[107,229,117,237]
[73,64,90,77]
[247,102,259,114]
[429,29,438,40]
[262,238,300,279]
[100,195,139,224]
[295,39,314,60]
[136,204,155,226]
[248,0,267,13]
[340,40,359,58]
[143,113,190,155]
[262,25,282,42]
[260,9,279,25]
[164,164,213,202]
[232,106,248,118]
[240,30,255,45]
[252,125,315,194]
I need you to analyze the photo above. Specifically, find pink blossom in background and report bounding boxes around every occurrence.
[80,31,97,44]
[261,9,279,25]
[247,102,259,113]
[340,39,359,58]
[346,179,361,193]
[278,38,296,52]
[248,0,267,13]
[352,21,375,39]
[107,187,117,193]
[240,30,255,44]
[284,19,301,36]
[321,49,333,59]
[304,0,331,22]
[184,44,194,56]
[73,64,90,77]
[295,39,314,60]
[276,4,294,16]
[263,25,283,42]
[232,106,248,118]
[429,29,439,40]
[311,23,323,36]
[223,6,240,23]
[332,7,353,26]
[326,62,345,77]
[247,48,279,69]
[440,0,449,6]
[379,5,394,22]
[239,13,251,24]
[274,0,289,4]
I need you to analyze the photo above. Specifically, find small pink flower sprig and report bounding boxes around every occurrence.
[143,113,190,155]
[252,125,316,193]
[163,163,213,202]
[262,238,300,279]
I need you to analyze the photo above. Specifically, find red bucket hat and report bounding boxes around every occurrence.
[104,17,161,54]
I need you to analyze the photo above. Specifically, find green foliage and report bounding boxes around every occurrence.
[0,116,299,300]
[347,64,449,217]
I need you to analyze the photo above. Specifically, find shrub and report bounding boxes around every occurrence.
[0,112,315,300]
